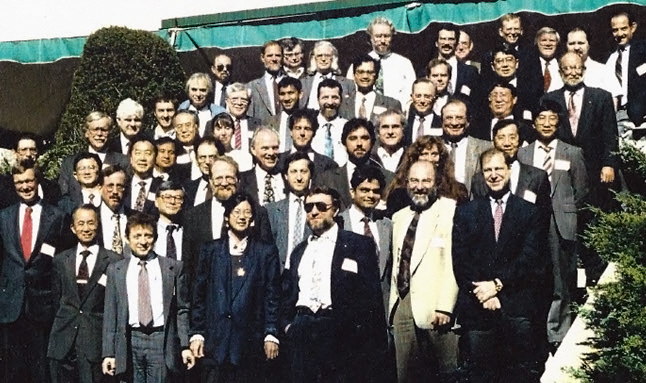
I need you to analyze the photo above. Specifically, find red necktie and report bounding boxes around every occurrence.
[21,207,33,261]
[234,118,242,149]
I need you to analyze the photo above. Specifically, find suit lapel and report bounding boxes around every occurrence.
[551,143,567,195]
[255,80,272,113]
[410,209,435,275]
[232,240,258,301]
[64,250,82,304]
[160,257,174,320]
[31,204,55,261]
[80,250,110,304]
[496,196,520,252]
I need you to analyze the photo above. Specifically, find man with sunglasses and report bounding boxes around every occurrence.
[211,54,232,107]
[280,185,387,383]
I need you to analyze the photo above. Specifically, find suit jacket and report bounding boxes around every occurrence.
[190,237,280,365]
[541,86,619,180]
[276,150,338,179]
[123,176,164,217]
[58,151,129,195]
[339,209,392,280]
[204,115,262,140]
[338,90,402,123]
[452,194,546,329]
[102,255,189,375]
[238,168,287,206]
[0,202,71,324]
[389,198,458,328]
[518,141,589,241]
[469,114,536,143]
[403,106,442,147]
[459,136,493,195]
[265,197,312,270]
[605,39,646,124]
[454,60,480,98]
[57,188,101,216]
[181,200,273,289]
[301,74,355,109]
[314,161,394,209]
[279,228,387,381]
[247,76,281,123]
[0,175,62,210]
[47,247,122,361]
[105,131,154,156]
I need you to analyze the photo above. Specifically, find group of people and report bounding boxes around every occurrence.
[0,8,641,383]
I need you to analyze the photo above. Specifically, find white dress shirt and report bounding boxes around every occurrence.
[187,104,212,138]
[312,115,348,166]
[119,134,130,155]
[540,57,564,93]
[100,203,127,251]
[126,255,164,327]
[81,188,102,207]
[154,220,183,259]
[489,191,510,215]
[193,178,211,207]
[412,114,442,143]
[211,199,226,240]
[263,72,284,115]
[255,166,286,205]
[377,146,404,173]
[227,115,253,153]
[606,45,630,105]
[286,194,306,266]
[354,91,377,119]
[369,51,416,107]
[510,160,521,194]
[446,137,468,184]
[584,58,623,98]
[306,72,332,110]
[75,244,99,277]
[296,224,338,312]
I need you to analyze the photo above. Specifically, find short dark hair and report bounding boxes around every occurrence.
[125,212,158,240]
[128,134,157,157]
[155,180,185,197]
[14,132,41,152]
[155,136,181,154]
[281,151,314,177]
[350,165,386,190]
[278,76,303,92]
[194,135,225,157]
[173,109,199,126]
[306,185,341,211]
[437,23,460,39]
[278,36,304,51]
[101,164,128,185]
[262,40,282,55]
[536,99,563,120]
[222,192,256,221]
[73,152,102,172]
[488,82,517,98]
[480,147,510,169]
[11,157,40,178]
[441,97,472,122]
[317,78,342,99]
[72,204,100,224]
[492,119,519,137]
[151,92,178,110]
[289,109,319,133]
[490,44,519,63]
[352,54,380,77]
[341,118,376,147]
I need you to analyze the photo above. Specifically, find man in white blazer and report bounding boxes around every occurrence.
[389,160,459,383]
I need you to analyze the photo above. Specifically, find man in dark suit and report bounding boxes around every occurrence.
[105,98,147,155]
[264,77,304,153]
[517,100,589,351]
[452,148,548,383]
[433,23,479,98]
[182,156,273,289]
[301,40,354,110]
[210,54,232,107]
[315,118,394,209]
[172,110,202,182]
[57,152,103,216]
[48,205,122,383]
[101,213,194,382]
[404,79,442,147]
[276,108,338,178]
[152,93,178,140]
[266,151,314,271]
[606,11,646,126]
[239,127,286,206]
[59,111,129,195]
[124,135,163,216]
[339,54,402,123]
[280,185,387,383]
[0,159,71,383]
[183,136,222,208]
[247,40,285,122]
[153,181,186,260]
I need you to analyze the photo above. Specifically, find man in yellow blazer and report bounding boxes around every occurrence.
[389,160,459,383]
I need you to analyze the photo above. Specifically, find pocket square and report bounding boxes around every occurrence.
[341,258,358,273]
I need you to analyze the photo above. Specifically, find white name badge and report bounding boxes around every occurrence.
[98,274,107,287]
[341,258,358,274]
[523,190,537,204]
[555,159,571,171]
[41,243,56,257]
[636,63,646,76]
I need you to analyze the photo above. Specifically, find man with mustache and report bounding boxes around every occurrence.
[239,127,286,206]
[389,160,459,383]
[99,165,129,256]
[433,23,479,98]
[210,54,232,107]
[452,148,547,383]
[310,78,349,166]
[605,10,646,126]
[58,111,129,195]
[178,73,226,138]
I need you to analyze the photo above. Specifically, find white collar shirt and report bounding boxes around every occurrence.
[126,255,164,327]
[296,224,338,311]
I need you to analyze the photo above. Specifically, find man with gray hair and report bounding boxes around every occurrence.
[178,72,226,137]
[302,40,354,110]
[212,82,262,152]
[533,26,563,94]
[239,127,286,205]
[106,98,147,155]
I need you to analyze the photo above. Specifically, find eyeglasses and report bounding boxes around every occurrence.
[493,56,517,65]
[304,202,334,213]
[76,165,98,171]
[228,97,249,105]
[216,64,232,71]
[230,210,253,218]
[160,195,184,203]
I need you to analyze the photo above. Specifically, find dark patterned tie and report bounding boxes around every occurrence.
[263,173,275,204]
[541,145,553,180]
[138,260,153,328]
[77,250,91,295]
[112,214,123,254]
[397,211,420,298]
[324,123,334,158]
[359,97,367,119]
[292,198,304,249]
[544,61,552,92]
[166,225,177,260]
[568,91,578,137]
[361,216,374,241]
[134,181,146,212]
[616,46,624,86]
[416,115,426,140]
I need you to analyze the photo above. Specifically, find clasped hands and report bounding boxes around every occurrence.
[472,281,501,311]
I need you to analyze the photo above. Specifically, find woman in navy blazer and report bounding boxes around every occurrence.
[190,192,280,383]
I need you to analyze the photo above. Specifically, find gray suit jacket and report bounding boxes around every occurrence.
[247,76,278,123]
[518,140,589,241]
[338,91,402,123]
[102,255,189,376]
[265,197,312,271]
[461,136,493,195]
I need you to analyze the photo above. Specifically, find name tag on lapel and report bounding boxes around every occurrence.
[98,274,107,287]
[41,243,56,257]
[341,258,358,274]
[637,63,646,76]
[555,159,570,171]
[147,192,156,202]
[373,106,387,116]
[428,128,443,136]
[176,153,191,164]
[522,190,537,204]
[460,85,471,96]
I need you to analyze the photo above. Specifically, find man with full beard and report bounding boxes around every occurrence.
[389,160,459,383]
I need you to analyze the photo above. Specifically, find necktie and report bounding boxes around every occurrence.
[77,250,91,295]
[272,76,282,115]
[541,145,553,179]
[616,47,624,86]
[205,183,213,202]
[324,123,334,158]
[263,173,275,204]
[494,200,503,242]
[359,97,367,119]
[166,225,177,260]
[234,118,242,149]
[21,206,33,261]
[361,216,374,241]
[88,193,95,205]
[416,115,426,141]
[138,260,153,328]
[112,214,123,254]
[397,211,420,298]
[134,181,146,212]
[568,91,578,137]
[375,58,384,94]
[450,142,458,165]
[292,198,304,249]
[544,61,552,92]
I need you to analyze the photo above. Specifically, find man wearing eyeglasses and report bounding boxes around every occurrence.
[212,82,262,153]
[99,165,129,256]
[58,111,129,195]
[211,54,232,107]
[153,181,185,260]
[280,37,306,80]
[280,185,387,383]
[57,152,103,215]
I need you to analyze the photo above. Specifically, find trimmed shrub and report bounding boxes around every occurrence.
[42,26,186,179]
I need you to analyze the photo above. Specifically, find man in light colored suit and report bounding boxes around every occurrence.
[517,100,588,351]
[441,98,492,195]
[389,160,458,383]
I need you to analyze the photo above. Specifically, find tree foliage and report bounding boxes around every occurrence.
[42,26,186,179]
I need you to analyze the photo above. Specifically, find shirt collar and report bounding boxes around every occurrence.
[309,222,339,243]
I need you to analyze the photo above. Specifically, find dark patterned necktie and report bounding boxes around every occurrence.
[263,173,275,204]
[112,214,123,254]
[397,211,420,298]
[134,181,146,212]
[166,225,177,260]
[77,250,91,295]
